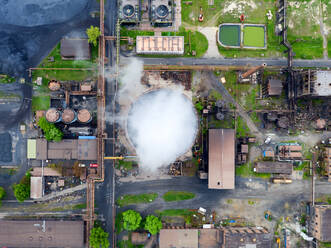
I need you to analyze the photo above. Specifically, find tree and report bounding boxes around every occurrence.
[86,26,101,46]
[13,184,30,202]
[38,117,63,142]
[89,227,110,248]
[122,210,142,231]
[144,215,162,235]
[0,187,5,200]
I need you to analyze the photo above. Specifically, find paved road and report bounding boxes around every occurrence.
[206,71,264,142]
[125,57,331,68]
[115,177,331,218]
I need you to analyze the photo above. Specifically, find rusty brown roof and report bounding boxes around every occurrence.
[208,129,235,189]
[254,162,293,174]
[77,109,92,123]
[60,38,91,59]
[268,78,283,96]
[159,229,198,248]
[36,139,47,160]
[0,220,84,248]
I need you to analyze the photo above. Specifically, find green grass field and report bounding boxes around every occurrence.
[116,193,158,207]
[31,95,50,112]
[243,26,265,47]
[162,191,195,202]
[219,25,240,46]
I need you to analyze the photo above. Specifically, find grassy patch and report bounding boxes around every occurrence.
[0,74,15,84]
[117,160,134,171]
[32,69,96,82]
[236,162,271,178]
[243,26,265,47]
[31,95,50,112]
[115,212,124,234]
[73,203,87,210]
[236,116,251,138]
[162,28,208,57]
[116,193,158,207]
[162,191,195,202]
[288,36,323,59]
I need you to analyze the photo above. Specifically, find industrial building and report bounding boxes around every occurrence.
[312,205,331,242]
[298,70,331,97]
[254,162,293,174]
[0,220,84,248]
[60,38,91,60]
[136,36,184,55]
[208,129,235,189]
[277,143,302,160]
[159,227,272,248]
[118,0,141,23]
[149,0,174,25]
[27,138,97,161]
[267,78,283,96]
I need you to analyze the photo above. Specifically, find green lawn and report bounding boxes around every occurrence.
[116,193,158,207]
[243,26,265,47]
[219,25,240,46]
[288,35,323,59]
[236,162,271,179]
[0,74,15,84]
[72,203,87,210]
[162,191,195,202]
[31,95,50,112]
[116,160,134,171]
[236,116,251,138]
[162,28,208,57]
[156,209,194,217]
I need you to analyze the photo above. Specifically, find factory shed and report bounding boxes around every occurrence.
[208,129,235,189]
[136,36,184,55]
[268,78,283,96]
[313,205,331,242]
[60,38,91,60]
[30,176,43,199]
[222,227,272,248]
[34,139,97,160]
[0,220,84,248]
[254,162,293,174]
[159,229,198,248]
[314,71,331,96]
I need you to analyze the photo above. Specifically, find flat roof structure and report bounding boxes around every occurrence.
[313,205,331,242]
[30,176,43,199]
[0,220,84,248]
[254,162,293,174]
[27,139,37,159]
[222,227,272,248]
[60,38,91,60]
[31,167,62,177]
[268,78,283,96]
[149,0,174,24]
[314,71,331,96]
[208,129,235,189]
[136,36,184,55]
[159,229,198,248]
[34,139,97,160]
[118,0,140,22]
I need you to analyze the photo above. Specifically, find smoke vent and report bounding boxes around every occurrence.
[156,5,169,18]
[123,4,135,18]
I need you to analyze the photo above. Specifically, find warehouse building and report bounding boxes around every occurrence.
[136,36,184,55]
[298,70,331,97]
[159,227,272,248]
[0,220,84,248]
[254,162,293,174]
[312,205,331,242]
[27,137,97,161]
[60,38,90,60]
[208,129,235,189]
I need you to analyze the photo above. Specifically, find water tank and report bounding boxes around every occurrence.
[45,108,61,123]
[123,4,135,18]
[48,80,61,91]
[156,5,169,18]
[77,109,92,123]
[62,108,77,124]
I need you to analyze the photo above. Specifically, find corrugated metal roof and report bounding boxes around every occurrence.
[30,176,43,199]
[254,162,292,174]
[208,129,235,189]
[60,38,91,59]
[159,229,198,248]
[27,139,36,159]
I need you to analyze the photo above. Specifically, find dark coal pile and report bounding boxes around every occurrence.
[0,133,12,162]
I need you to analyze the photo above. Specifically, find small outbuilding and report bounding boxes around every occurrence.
[254,161,293,174]
[60,38,91,60]
[267,78,283,96]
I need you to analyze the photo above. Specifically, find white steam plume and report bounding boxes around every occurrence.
[127,89,197,170]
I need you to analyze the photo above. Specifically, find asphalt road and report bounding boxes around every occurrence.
[115,176,331,218]
[126,57,331,68]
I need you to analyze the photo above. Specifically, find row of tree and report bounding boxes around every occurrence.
[38,117,63,142]
[122,210,162,235]
[13,171,31,202]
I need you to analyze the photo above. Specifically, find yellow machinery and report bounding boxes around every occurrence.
[104,156,124,160]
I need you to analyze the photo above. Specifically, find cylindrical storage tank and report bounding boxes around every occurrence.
[48,80,61,91]
[77,109,92,123]
[45,108,61,123]
[62,108,77,124]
